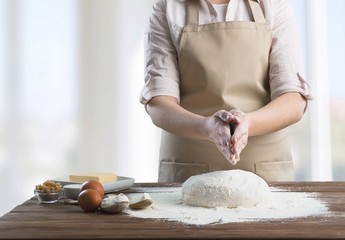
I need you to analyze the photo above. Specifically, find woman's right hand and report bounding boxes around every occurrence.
[205,110,238,165]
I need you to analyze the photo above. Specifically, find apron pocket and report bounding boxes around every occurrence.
[254,161,294,182]
[158,161,209,183]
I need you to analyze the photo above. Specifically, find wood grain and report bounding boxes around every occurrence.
[0,182,345,239]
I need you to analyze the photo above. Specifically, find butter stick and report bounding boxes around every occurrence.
[69,173,117,183]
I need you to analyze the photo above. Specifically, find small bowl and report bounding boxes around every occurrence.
[34,190,63,203]
[63,184,82,200]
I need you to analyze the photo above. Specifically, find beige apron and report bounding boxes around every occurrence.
[158,0,294,182]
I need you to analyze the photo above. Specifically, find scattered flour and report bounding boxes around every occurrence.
[124,187,329,225]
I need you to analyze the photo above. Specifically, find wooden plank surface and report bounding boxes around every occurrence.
[0,182,345,239]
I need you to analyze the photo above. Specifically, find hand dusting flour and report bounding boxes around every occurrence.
[124,171,329,225]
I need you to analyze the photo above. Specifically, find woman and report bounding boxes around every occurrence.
[140,0,312,182]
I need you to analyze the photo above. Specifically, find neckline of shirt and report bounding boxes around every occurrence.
[211,3,229,7]
[211,3,229,21]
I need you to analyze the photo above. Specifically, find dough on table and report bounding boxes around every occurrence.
[181,170,271,208]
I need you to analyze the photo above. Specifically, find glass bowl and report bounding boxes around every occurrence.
[34,190,63,203]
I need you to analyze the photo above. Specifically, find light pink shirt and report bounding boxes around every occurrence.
[140,0,312,105]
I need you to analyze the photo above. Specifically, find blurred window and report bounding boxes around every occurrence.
[327,0,345,180]
[0,0,78,216]
[290,0,345,180]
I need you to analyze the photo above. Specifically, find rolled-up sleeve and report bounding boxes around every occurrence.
[140,0,180,105]
[269,0,312,101]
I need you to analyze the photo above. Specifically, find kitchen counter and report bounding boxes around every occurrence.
[0,182,344,239]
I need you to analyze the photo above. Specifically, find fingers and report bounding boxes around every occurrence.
[229,153,239,165]
[230,122,248,155]
[214,110,236,124]
[228,138,246,166]
[216,134,236,165]
[210,112,235,164]
[228,109,248,164]
[229,109,245,123]
[231,137,247,156]
[220,142,232,162]
[231,125,247,145]
[211,109,248,166]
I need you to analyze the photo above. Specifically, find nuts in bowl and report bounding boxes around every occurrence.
[34,180,63,203]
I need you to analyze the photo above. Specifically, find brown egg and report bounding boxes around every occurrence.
[78,189,102,212]
[80,180,104,198]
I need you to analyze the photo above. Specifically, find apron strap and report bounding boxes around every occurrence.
[186,0,199,25]
[248,0,266,23]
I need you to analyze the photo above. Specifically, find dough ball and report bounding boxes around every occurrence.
[181,170,271,208]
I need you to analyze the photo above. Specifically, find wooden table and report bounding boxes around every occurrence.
[0,182,345,239]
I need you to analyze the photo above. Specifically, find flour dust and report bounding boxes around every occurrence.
[124,187,329,225]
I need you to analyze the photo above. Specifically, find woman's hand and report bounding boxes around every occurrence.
[147,96,251,165]
[228,109,249,163]
[205,110,236,165]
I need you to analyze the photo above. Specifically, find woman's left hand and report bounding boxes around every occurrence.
[228,109,249,163]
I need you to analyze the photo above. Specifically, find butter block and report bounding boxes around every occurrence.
[69,172,117,183]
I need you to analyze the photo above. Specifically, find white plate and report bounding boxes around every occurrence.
[54,176,135,200]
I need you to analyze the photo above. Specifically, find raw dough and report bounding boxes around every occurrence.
[181,170,271,208]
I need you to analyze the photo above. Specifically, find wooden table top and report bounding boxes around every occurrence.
[0,182,345,239]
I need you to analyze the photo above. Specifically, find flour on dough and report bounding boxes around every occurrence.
[181,170,271,208]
